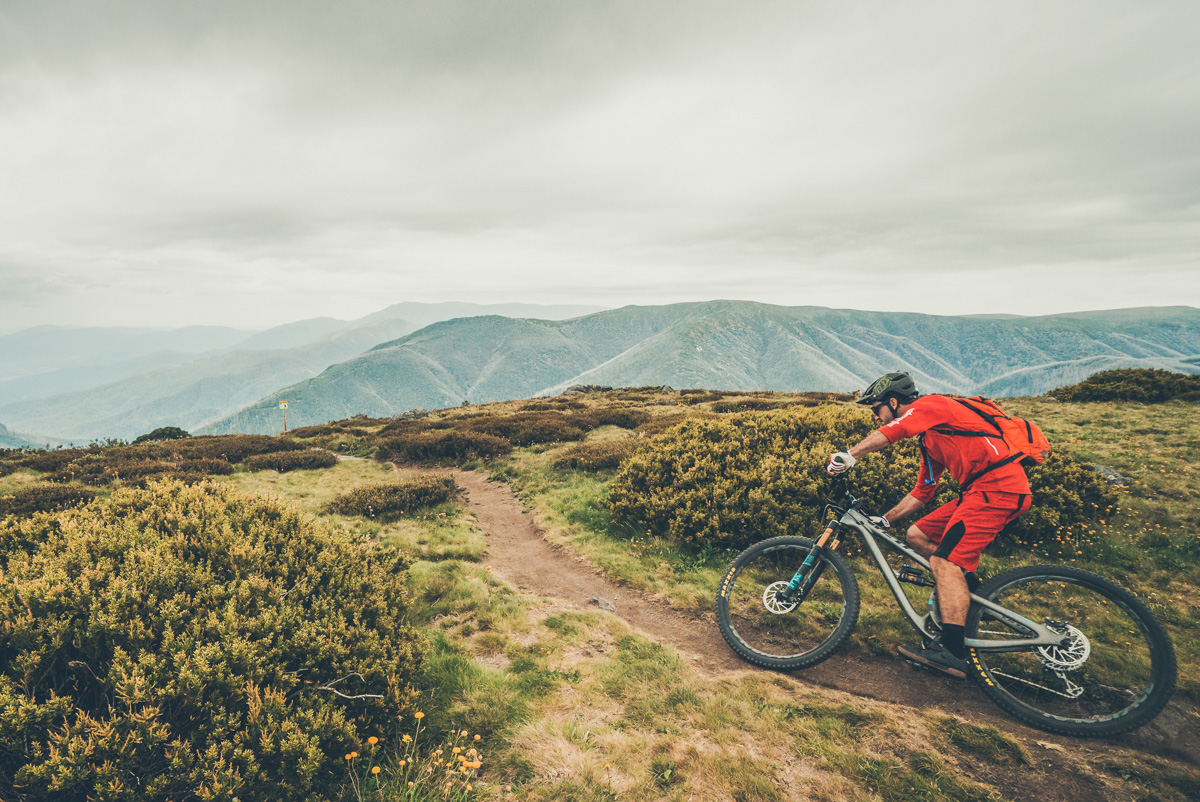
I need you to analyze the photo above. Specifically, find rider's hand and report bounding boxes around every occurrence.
[868,515,890,529]
[826,452,856,475]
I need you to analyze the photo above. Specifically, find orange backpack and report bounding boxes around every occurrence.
[924,396,1050,493]
[951,397,1051,467]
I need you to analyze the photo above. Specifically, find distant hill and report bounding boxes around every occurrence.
[0,422,37,450]
[205,302,1200,434]
[1,302,610,441]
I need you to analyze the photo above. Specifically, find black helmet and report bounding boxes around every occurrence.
[856,371,919,406]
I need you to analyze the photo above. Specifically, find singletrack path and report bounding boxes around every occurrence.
[451,469,1199,768]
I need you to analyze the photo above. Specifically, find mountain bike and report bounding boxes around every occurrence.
[715,478,1177,737]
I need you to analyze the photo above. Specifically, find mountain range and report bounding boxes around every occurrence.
[203,301,1200,435]
[0,302,605,443]
[3,301,1197,442]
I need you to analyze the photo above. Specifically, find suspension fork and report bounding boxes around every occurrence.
[780,525,842,603]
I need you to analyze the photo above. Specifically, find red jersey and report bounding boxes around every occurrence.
[878,395,1032,503]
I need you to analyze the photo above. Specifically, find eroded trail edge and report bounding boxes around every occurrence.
[451,469,1198,765]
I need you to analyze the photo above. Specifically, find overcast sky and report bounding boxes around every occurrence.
[1,1,1197,332]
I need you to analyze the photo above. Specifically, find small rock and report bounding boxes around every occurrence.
[590,596,617,613]
[1090,464,1132,486]
[1036,741,1065,752]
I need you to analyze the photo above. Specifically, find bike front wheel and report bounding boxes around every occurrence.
[716,536,860,671]
[967,565,1176,737]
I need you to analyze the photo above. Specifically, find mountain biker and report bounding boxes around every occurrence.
[826,371,1032,678]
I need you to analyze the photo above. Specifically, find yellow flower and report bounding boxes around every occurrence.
[467,785,473,791]
[399,760,407,767]
[452,747,461,754]
[460,730,468,737]
[402,734,412,743]
[371,766,381,775]
[368,736,379,745]
[350,751,358,759]
[408,782,415,787]
[414,712,425,720]
[345,754,353,761]
[473,734,481,741]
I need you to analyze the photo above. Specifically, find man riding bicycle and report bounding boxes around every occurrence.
[826,371,1032,678]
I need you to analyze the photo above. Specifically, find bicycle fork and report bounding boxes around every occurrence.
[779,526,841,605]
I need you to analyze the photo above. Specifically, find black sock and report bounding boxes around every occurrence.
[941,624,966,659]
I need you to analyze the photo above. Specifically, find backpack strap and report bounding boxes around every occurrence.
[930,425,1004,440]
[958,452,1022,495]
[952,397,1006,435]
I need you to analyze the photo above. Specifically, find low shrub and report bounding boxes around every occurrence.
[376,430,512,465]
[610,406,909,548]
[0,484,97,517]
[634,412,719,438]
[1049,368,1200,403]
[520,399,587,411]
[25,448,88,473]
[463,411,593,446]
[177,457,235,475]
[324,475,460,519]
[242,449,339,472]
[52,457,178,486]
[132,426,190,444]
[711,399,794,413]
[0,480,422,801]
[289,424,340,438]
[170,434,306,463]
[552,438,641,472]
[589,407,651,429]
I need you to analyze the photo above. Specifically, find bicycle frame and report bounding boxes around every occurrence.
[831,507,1068,653]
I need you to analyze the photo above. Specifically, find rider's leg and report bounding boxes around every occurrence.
[931,555,970,627]
[906,524,937,558]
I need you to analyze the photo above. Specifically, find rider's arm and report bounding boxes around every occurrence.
[846,430,891,460]
[881,493,924,524]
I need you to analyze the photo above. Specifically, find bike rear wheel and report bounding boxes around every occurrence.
[966,565,1176,737]
[716,536,860,670]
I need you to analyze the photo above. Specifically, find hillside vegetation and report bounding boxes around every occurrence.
[0,381,1197,800]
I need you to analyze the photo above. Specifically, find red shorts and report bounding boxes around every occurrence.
[913,491,1032,572]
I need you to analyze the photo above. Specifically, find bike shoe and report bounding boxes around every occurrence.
[896,643,968,679]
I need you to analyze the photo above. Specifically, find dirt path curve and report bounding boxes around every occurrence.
[451,469,1199,766]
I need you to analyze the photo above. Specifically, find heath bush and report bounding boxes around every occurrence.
[242,449,338,473]
[324,475,460,519]
[132,426,191,444]
[608,406,916,549]
[0,480,421,801]
[1049,368,1200,403]
[25,448,88,474]
[589,407,651,430]
[0,484,97,517]
[462,411,594,446]
[376,430,512,465]
[552,438,641,472]
[634,412,720,438]
[609,405,1118,556]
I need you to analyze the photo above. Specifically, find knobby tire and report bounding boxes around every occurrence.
[966,565,1176,737]
[716,536,860,671]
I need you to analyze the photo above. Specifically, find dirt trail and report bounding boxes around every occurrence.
[451,469,1199,769]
